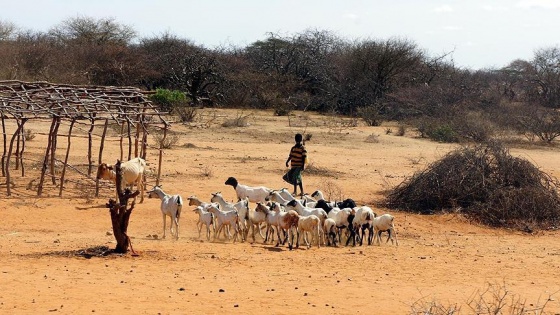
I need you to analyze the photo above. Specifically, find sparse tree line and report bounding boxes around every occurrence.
[1,16,560,143]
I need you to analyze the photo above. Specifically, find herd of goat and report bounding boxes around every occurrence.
[96,158,398,250]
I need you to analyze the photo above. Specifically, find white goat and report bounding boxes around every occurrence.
[255,202,299,250]
[297,214,321,249]
[353,206,376,245]
[247,203,268,243]
[210,192,249,241]
[147,185,183,240]
[372,214,399,246]
[285,199,327,245]
[225,177,273,203]
[187,195,218,231]
[205,204,240,242]
[97,157,147,203]
[255,202,281,243]
[323,218,338,246]
[327,207,353,244]
[193,205,214,241]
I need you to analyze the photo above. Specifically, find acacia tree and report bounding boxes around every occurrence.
[529,46,560,108]
[138,33,220,105]
[47,16,138,85]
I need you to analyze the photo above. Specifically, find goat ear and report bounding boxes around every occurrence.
[107,166,113,170]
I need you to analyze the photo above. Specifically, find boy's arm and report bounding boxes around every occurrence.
[285,156,291,167]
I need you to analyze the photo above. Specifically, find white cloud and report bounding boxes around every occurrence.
[516,0,560,9]
[434,5,454,12]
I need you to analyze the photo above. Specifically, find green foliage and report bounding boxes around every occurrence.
[149,89,187,112]
[426,125,459,143]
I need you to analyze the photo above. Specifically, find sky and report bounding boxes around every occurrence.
[2,0,560,70]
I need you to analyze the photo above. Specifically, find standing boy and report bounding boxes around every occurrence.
[284,133,307,196]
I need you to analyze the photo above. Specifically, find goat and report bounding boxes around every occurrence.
[311,190,357,209]
[255,202,281,244]
[354,206,376,245]
[297,214,321,249]
[224,176,273,203]
[247,203,268,243]
[285,199,327,245]
[187,195,218,231]
[323,218,338,246]
[193,205,213,241]
[147,185,182,240]
[372,214,399,246]
[210,192,249,241]
[255,202,299,250]
[205,204,240,242]
[97,157,147,203]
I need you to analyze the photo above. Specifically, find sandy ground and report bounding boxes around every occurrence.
[1,109,560,314]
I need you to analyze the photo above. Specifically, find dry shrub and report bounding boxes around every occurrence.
[409,281,553,315]
[384,142,560,230]
[318,180,344,201]
[222,112,252,127]
[152,130,180,149]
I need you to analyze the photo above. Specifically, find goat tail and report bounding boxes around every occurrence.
[176,196,183,220]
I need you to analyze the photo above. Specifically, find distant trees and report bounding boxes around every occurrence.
[0,16,559,144]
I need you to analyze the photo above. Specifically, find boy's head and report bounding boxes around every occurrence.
[295,133,303,143]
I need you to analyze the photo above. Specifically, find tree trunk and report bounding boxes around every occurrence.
[106,160,139,254]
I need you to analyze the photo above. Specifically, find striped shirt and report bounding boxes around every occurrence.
[289,144,307,167]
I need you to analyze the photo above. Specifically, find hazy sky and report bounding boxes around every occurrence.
[2,0,560,70]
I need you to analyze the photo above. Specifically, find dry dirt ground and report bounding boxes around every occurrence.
[1,109,560,314]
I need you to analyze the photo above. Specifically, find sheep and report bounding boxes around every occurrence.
[205,204,240,242]
[255,202,281,244]
[266,190,292,205]
[146,185,183,240]
[193,205,213,241]
[187,195,218,231]
[323,218,338,246]
[285,199,327,223]
[311,190,357,209]
[372,214,399,246]
[297,214,321,249]
[345,209,358,246]
[326,207,353,244]
[255,202,299,250]
[353,206,376,245]
[246,203,269,243]
[210,192,250,241]
[224,176,273,203]
[97,157,147,203]
[285,199,327,245]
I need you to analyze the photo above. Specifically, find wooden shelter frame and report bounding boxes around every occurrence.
[0,80,170,197]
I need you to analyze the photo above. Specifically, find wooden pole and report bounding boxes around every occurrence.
[95,118,109,197]
[87,114,96,176]
[14,124,20,170]
[119,121,124,161]
[156,126,167,186]
[59,119,75,197]
[127,119,132,161]
[1,115,6,177]
[50,117,61,185]
[38,117,57,196]
[5,118,26,196]
[135,114,140,158]
[20,124,26,177]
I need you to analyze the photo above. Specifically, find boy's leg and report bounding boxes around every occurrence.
[298,182,304,196]
[293,183,297,196]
